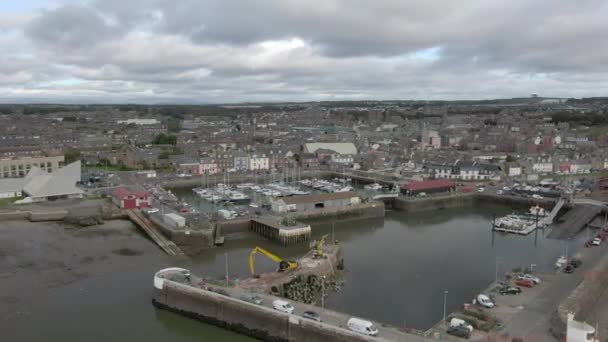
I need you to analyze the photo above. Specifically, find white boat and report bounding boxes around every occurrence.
[227,191,250,204]
[555,255,568,268]
[364,183,383,191]
[290,189,311,196]
[236,183,253,189]
[335,186,354,192]
[529,205,546,217]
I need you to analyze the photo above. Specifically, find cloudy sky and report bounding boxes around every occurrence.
[1,0,607,103]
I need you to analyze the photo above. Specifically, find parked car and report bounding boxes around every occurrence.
[499,286,522,295]
[450,318,473,333]
[302,311,321,322]
[593,237,602,246]
[145,208,160,214]
[496,190,504,195]
[477,187,485,193]
[515,279,534,288]
[272,300,294,314]
[517,274,541,284]
[570,259,583,268]
[347,317,378,336]
[447,325,471,339]
[503,186,511,191]
[239,294,263,305]
[532,194,543,199]
[476,294,494,308]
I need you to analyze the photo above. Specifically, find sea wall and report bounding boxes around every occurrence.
[150,215,214,254]
[393,194,476,212]
[293,201,385,221]
[551,252,608,339]
[153,280,373,342]
[392,193,555,213]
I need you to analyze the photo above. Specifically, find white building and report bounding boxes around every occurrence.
[507,166,522,177]
[532,162,553,174]
[117,119,160,125]
[303,143,358,155]
[0,161,84,201]
[566,313,598,342]
[330,154,354,165]
[249,154,269,171]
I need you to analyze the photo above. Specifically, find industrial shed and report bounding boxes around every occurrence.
[400,180,456,196]
[271,191,361,213]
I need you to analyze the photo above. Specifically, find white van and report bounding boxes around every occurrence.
[347,317,378,336]
[450,318,473,333]
[272,300,294,314]
[476,294,495,308]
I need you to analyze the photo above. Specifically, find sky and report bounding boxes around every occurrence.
[1,0,607,104]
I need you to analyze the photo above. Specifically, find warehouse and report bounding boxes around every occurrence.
[400,180,456,197]
[271,191,361,213]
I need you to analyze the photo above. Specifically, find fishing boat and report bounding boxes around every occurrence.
[364,183,383,191]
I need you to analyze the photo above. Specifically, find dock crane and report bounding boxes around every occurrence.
[313,234,329,259]
[249,246,298,275]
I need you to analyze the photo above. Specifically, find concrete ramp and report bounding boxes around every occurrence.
[125,209,184,256]
[549,204,603,239]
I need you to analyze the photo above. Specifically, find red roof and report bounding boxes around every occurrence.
[401,179,455,191]
[112,187,151,199]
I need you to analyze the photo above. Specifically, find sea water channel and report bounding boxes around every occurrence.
[5,187,581,342]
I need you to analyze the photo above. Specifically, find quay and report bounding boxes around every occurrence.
[493,198,565,235]
[152,266,433,342]
[251,216,312,245]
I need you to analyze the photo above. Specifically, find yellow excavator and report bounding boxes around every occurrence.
[313,234,329,259]
[249,246,298,275]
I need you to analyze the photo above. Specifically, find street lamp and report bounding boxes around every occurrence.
[495,257,502,284]
[443,290,448,327]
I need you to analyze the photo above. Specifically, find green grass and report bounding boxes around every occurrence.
[0,197,23,207]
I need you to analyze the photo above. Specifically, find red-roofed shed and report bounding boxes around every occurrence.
[112,187,152,209]
[400,180,455,196]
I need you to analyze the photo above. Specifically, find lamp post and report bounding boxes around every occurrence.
[495,257,502,284]
[443,290,448,327]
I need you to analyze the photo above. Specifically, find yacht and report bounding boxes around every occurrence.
[335,186,354,193]
[364,183,383,191]
[529,205,546,217]
[227,191,251,204]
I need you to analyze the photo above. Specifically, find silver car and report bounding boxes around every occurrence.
[239,294,263,305]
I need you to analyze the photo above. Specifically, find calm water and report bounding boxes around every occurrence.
[4,199,578,341]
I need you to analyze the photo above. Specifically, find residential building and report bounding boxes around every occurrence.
[249,154,269,171]
[234,152,249,171]
[200,158,219,175]
[421,129,441,149]
[0,155,65,178]
[426,161,501,180]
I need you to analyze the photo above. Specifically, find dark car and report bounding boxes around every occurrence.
[570,259,583,268]
[564,265,574,273]
[499,286,522,295]
[447,325,471,339]
[302,311,321,322]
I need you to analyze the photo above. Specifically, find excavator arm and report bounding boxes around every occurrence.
[249,246,298,275]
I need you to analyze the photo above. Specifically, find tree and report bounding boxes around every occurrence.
[506,155,517,163]
[64,148,81,164]
[167,118,181,133]
[152,133,177,145]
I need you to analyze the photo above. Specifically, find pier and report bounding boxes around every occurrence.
[152,264,432,342]
[125,209,184,256]
[494,198,565,235]
[251,216,311,245]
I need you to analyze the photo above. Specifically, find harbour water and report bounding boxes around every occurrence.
[1,202,578,341]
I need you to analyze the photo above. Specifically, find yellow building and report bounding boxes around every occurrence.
[0,155,65,178]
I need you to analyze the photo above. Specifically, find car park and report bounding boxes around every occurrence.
[239,294,263,305]
[302,311,321,322]
[446,325,471,339]
[517,274,540,284]
[515,279,534,288]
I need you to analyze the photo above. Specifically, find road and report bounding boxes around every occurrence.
[170,272,435,342]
